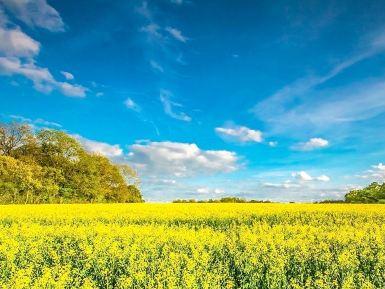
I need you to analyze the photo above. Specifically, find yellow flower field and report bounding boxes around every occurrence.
[1,203,385,289]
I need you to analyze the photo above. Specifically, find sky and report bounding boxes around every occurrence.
[1,0,385,202]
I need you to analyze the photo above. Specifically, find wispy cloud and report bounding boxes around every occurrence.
[149,60,164,73]
[140,23,163,40]
[9,115,62,129]
[159,89,191,122]
[165,26,188,42]
[252,29,385,133]
[124,97,141,112]
[357,163,385,182]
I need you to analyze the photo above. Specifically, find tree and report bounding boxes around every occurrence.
[0,122,33,156]
[0,122,143,204]
[345,182,385,203]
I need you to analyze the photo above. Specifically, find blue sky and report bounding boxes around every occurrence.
[1,0,385,201]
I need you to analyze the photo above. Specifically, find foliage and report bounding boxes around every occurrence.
[173,197,272,203]
[345,182,385,203]
[0,122,143,204]
[0,203,385,288]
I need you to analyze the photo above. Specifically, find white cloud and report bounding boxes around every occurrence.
[215,125,263,143]
[0,27,40,57]
[128,141,239,177]
[160,89,191,122]
[268,141,278,147]
[149,60,164,73]
[197,187,224,195]
[0,57,86,97]
[74,135,123,158]
[292,138,329,151]
[292,171,313,181]
[124,97,141,112]
[292,171,330,182]
[316,175,331,182]
[0,2,87,97]
[60,71,74,80]
[165,26,187,42]
[358,163,385,181]
[0,0,65,32]
[263,181,301,189]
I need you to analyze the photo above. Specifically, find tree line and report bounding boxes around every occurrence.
[0,122,143,204]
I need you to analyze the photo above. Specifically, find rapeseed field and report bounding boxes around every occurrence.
[0,203,384,289]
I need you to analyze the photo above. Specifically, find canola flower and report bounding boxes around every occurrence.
[0,203,385,288]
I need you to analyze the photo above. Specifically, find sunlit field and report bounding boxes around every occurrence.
[1,203,385,289]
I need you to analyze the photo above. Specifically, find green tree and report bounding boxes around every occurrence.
[345,182,385,203]
[0,122,143,204]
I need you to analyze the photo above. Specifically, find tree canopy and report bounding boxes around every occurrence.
[0,122,143,204]
[345,182,385,203]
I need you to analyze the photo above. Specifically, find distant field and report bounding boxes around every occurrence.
[1,204,385,289]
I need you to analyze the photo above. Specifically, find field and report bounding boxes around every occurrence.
[1,204,385,289]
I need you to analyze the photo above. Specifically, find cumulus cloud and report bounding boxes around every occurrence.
[0,0,65,32]
[292,138,329,151]
[74,135,123,158]
[0,27,40,57]
[160,89,191,122]
[215,125,263,143]
[124,97,141,112]
[127,141,239,177]
[165,26,187,42]
[292,171,330,182]
[0,1,87,97]
[0,57,87,97]
[60,71,74,80]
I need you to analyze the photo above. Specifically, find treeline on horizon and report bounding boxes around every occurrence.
[173,182,385,204]
[0,122,143,204]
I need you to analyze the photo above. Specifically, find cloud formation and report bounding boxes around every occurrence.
[252,29,385,134]
[0,0,65,32]
[292,138,329,151]
[165,26,188,42]
[128,141,239,177]
[0,27,40,57]
[0,57,86,97]
[0,1,86,97]
[61,71,74,80]
[74,135,123,158]
[292,171,330,182]
[215,125,263,143]
[124,97,141,112]
[160,89,191,122]
[358,163,385,181]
